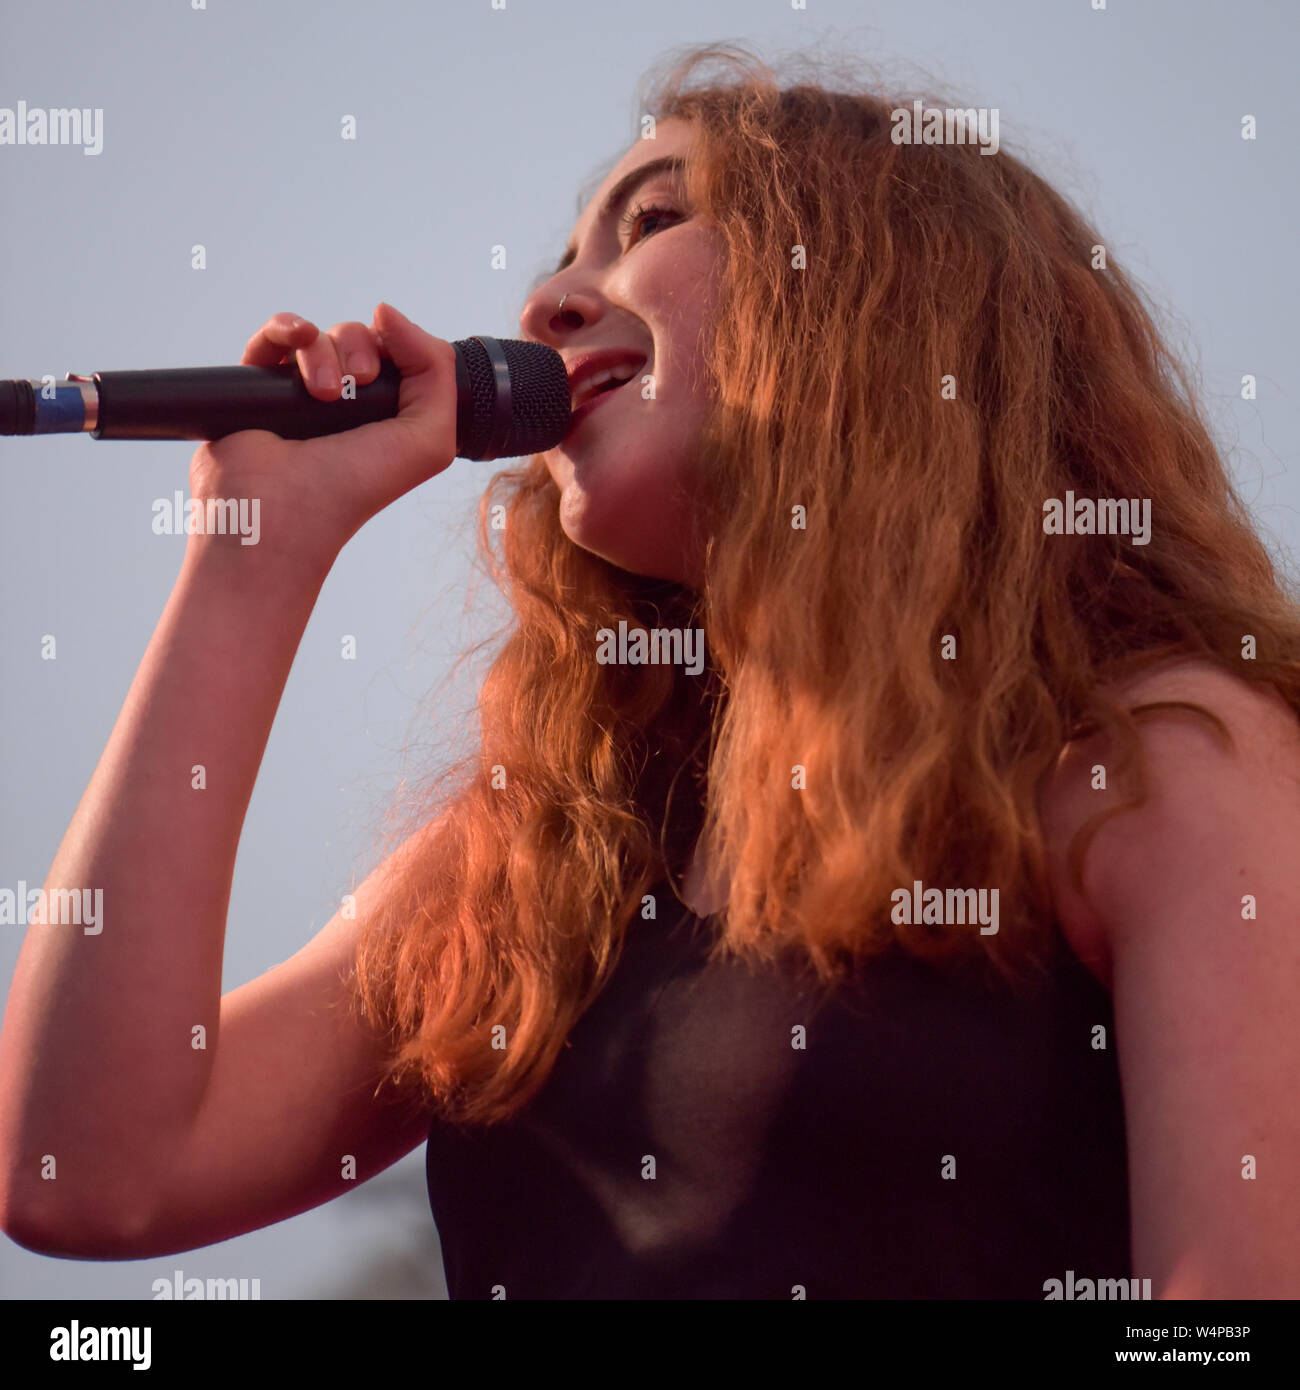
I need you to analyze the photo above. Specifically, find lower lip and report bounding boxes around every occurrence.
[564,382,628,438]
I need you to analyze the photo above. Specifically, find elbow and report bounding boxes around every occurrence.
[0,1172,156,1260]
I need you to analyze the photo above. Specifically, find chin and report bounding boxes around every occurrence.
[553,460,700,585]
[560,512,683,583]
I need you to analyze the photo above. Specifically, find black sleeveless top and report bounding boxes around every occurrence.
[424,880,1131,1299]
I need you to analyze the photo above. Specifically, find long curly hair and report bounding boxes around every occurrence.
[352,43,1300,1126]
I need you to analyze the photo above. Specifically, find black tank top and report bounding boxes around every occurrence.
[424,879,1131,1298]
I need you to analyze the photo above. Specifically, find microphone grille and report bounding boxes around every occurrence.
[452,337,570,461]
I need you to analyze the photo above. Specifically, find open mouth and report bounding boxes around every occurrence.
[569,363,643,413]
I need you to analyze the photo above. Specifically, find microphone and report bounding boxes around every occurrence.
[0,336,571,461]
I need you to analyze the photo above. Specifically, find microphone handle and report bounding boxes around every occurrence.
[92,360,403,441]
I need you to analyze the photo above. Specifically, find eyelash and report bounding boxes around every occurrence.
[617,200,682,247]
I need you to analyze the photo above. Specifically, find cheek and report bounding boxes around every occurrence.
[633,229,723,380]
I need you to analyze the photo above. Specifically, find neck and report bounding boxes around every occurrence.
[682,833,729,917]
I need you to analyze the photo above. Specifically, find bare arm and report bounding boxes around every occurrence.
[0,305,459,1253]
[1,540,321,1249]
[1043,658,1300,1297]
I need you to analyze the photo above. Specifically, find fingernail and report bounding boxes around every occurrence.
[315,365,338,391]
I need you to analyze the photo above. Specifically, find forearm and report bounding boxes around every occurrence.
[0,535,332,1230]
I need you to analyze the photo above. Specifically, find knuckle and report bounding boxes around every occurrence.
[333,323,379,375]
[337,322,375,353]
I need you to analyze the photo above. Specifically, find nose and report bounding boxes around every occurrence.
[518,283,601,345]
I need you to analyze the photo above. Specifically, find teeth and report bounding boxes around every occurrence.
[571,362,639,410]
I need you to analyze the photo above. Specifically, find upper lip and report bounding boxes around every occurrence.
[564,347,649,411]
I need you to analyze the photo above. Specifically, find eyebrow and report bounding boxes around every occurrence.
[552,155,686,275]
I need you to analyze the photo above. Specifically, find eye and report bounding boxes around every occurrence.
[618,201,683,248]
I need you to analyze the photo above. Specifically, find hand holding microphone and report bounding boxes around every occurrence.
[0,303,572,571]
[191,305,463,569]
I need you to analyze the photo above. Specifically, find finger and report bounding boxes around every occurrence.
[303,304,457,480]
[370,303,456,426]
[326,322,383,387]
[241,313,318,367]
[293,331,349,400]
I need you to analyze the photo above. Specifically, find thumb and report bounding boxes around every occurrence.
[365,301,459,454]
[304,300,459,483]
[372,302,444,376]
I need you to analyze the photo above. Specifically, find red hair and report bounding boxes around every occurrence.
[352,43,1300,1125]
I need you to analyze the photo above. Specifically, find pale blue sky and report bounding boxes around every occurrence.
[1,0,1296,1299]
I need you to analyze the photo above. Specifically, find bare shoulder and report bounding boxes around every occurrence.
[1038,656,1300,986]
